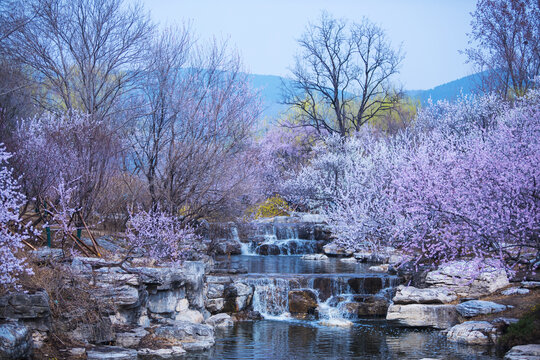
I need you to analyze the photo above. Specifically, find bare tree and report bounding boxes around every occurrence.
[8,0,154,120]
[464,0,540,98]
[131,35,261,221]
[283,12,403,137]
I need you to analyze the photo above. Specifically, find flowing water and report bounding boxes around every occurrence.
[194,227,501,359]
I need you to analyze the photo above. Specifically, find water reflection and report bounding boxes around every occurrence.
[186,320,501,360]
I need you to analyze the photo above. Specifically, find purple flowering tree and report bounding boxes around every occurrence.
[0,145,33,288]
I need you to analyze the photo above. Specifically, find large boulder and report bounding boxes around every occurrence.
[205,313,233,328]
[115,327,148,348]
[288,290,318,315]
[222,283,253,313]
[323,243,353,257]
[447,321,500,345]
[147,289,185,315]
[386,304,458,329]
[504,344,540,360]
[152,320,214,351]
[342,296,389,317]
[0,322,32,360]
[425,261,509,297]
[138,346,186,359]
[0,291,51,331]
[66,318,115,345]
[392,286,457,304]
[97,285,140,307]
[456,300,508,318]
[29,247,64,263]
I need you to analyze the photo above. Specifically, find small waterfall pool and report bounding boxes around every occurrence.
[199,254,502,359]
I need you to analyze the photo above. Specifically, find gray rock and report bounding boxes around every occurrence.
[205,313,233,328]
[30,247,64,262]
[369,264,389,272]
[138,346,186,359]
[504,344,540,360]
[386,304,458,329]
[206,298,225,314]
[502,287,530,295]
[447,321,499,345]
[341,295,389,317]
[67,318,115,344]
[521,281,540,289]
[115,327,148,348]
[152,320,214,348]
[0,322,32,359]
[425,261,509,297]
[206,284,225,299]
[301,254,328,261]
[174,309,204,324]
[456,300,508,318]
[97,285,140,307]
[182,340,214,352]
[392,286,458,305]
[0,291,51,331]
[323,243,353,257]
[87,346,138,360]
[148,289,185,315]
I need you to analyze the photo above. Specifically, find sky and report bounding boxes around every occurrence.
[137,0,477,90]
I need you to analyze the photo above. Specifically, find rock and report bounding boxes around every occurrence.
[206,284,225,299]
[301,254,328,261]
[456,300,508,318]
[521,281,540,289]
[30,247,64,262]
[425,260,509,297]
[342,296,389,317]
[392,286,457,305]
[369,264,389,272]
[213,239,242,256]
[504,344,540,360]
[288,289,318,315]
[447,321,499,345]
[87,346,138,360]
[97,285,140,307]
[319,319,353,327]
[323,243,353,257]
[152,320,214,349]
[138,346,186,359]
[147,289,185,314]
[340,257,358,263]
[346,277,384,295]
[256,243,281,255]
[67,318,115,344]
[206,298,225,314]
[175,298,189,313]
[230,310,263,321]
[182,340,215,352]
[31,330,47,349]
[502,287,530,295]
[174,309,204,324]
[69,348,86,356]
[0,322,32,360]
[115,327,148,348]
[0,291,51,331]
[93,268,140,286]
[205,313,233,328]
[386,304,458,329]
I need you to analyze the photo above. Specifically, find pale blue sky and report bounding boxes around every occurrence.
[138,0,476,90]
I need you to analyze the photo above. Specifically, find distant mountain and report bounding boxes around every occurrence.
[248,72,483,120]
[406,73,482,105]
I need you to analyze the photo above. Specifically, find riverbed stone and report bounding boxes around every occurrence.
[205,313,233,328]
[447,321,499,345]
[288,289,318,315]
[301,254,328,261]
[323,243,353,257]
[87,346,138,360]
[342,296,389,316]
[386,304,458,329]
[152,320,214,349]
[456,300,508,318]
[138,346,186,359]
[425,261,509,297]
[392,286,457,305]
[504,344,540,360]
[0,322,32,360]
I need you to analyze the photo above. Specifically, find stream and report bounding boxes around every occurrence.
[188,222,501,359]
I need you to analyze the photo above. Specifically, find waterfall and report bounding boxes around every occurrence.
[248,277,295,319]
